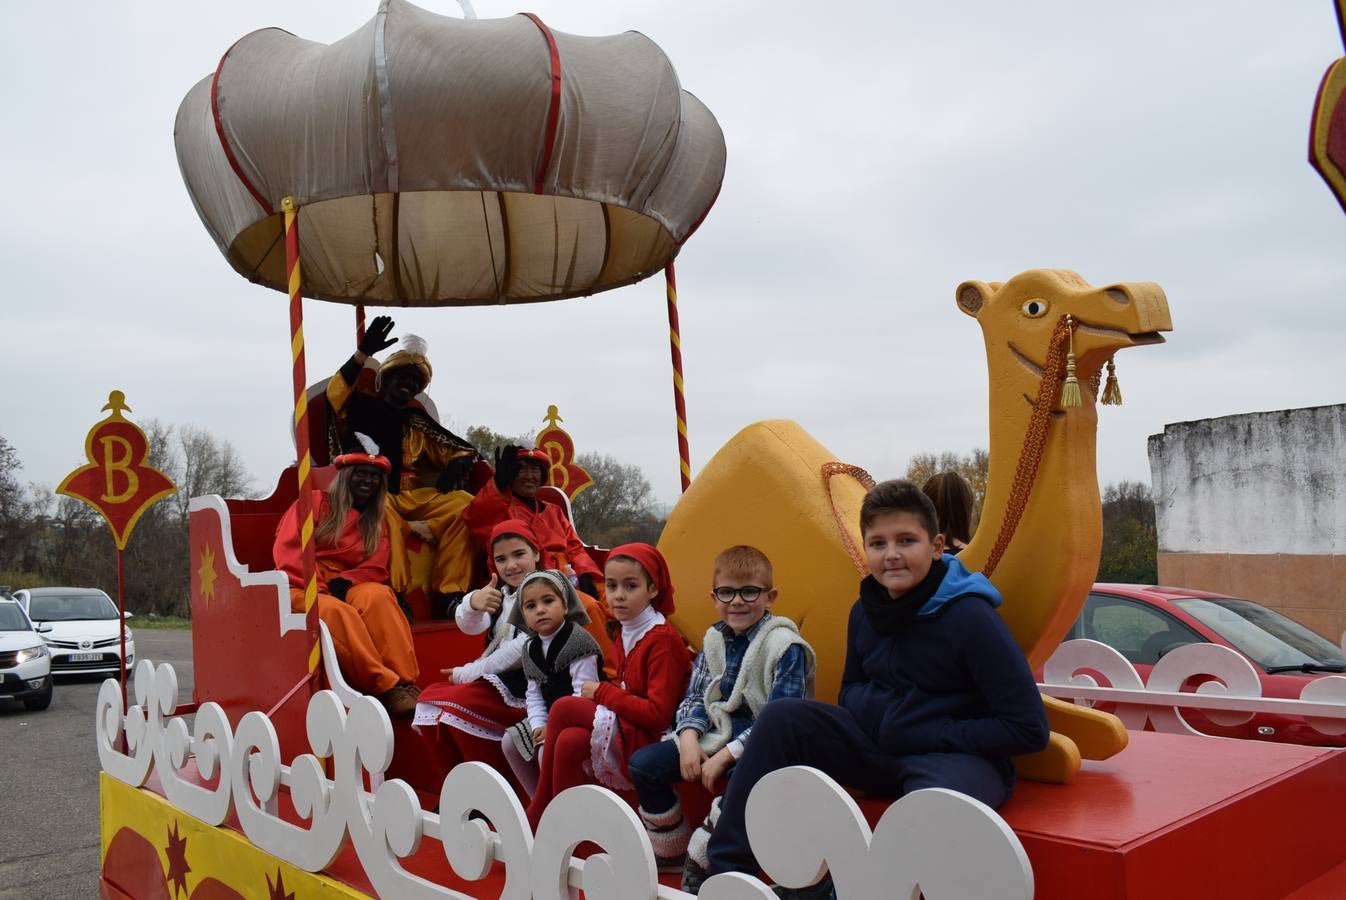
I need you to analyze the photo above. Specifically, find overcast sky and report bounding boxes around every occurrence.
[2,1,1343,509]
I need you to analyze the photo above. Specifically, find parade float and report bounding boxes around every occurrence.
[96,2,1346,898]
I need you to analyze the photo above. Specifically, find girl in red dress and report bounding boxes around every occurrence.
[526,543,691,829]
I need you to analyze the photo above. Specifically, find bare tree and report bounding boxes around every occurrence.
[905,448,989,526]
[570,452,658,547]
[0,436,37,572]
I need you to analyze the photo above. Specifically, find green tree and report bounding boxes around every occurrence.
[904,448,989,526]
[1098,480,1158,583]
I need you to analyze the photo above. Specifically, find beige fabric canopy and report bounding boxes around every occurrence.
[175,0,726,307]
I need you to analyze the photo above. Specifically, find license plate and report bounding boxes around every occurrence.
[69,652,102,662]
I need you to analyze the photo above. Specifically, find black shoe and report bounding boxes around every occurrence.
[772,875,836,900]
[681,858,708,894]
[431,591,464,620]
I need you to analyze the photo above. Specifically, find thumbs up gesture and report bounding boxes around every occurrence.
[470,574,503,614]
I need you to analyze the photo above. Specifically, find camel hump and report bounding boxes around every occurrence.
[659,419,873,703]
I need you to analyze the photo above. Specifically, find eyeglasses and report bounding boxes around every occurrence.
[711,586,768,604]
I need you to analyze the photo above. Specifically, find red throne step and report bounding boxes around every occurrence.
[904,730,1346,900]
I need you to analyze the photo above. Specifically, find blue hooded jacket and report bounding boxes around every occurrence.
[837,556,1049,763]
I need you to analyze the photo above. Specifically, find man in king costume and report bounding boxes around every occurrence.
[327,315,483,615]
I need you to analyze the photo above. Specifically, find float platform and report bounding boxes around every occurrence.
[101,730,1346,899]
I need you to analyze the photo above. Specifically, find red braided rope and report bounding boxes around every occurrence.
[982,315,1072,578]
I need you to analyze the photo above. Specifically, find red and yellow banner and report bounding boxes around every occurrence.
[57,391,177,550]
[536,405,593,500]
[1310,1,1346,214]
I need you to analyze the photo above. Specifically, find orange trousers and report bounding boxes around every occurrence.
[290,582,419,696]
[385,488,474,595]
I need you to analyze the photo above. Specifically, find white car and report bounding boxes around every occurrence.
[15,587,135,676]
[0,598,53,709]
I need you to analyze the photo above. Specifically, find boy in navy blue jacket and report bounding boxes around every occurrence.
[699,480,1049,898]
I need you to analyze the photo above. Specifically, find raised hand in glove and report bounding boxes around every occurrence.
[493,444,525,492]
[436,455,474,493]
[358,315,397,356]
[327,578,353,601]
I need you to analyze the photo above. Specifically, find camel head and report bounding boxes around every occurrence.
[955,269,1172,403]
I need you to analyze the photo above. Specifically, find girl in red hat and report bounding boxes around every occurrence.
[526,543,691,828]
[272,437,421,717]
[414,520,611,780]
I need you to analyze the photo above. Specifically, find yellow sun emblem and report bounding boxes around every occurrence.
[197,546,219,605]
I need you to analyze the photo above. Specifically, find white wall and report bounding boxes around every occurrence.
[1147,404,1346,555]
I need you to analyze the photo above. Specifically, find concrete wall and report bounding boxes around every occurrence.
[1148,404,1346,643]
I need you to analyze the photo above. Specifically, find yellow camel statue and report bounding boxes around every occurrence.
[659,268,1173,783]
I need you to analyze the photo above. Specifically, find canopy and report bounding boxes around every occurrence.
[175,0,726,306]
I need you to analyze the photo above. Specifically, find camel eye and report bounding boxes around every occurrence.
[1021,299,1048,318]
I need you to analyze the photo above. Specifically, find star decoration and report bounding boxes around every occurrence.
[198,545,218,605]
[164,821,191,897]
[267,868,296,900]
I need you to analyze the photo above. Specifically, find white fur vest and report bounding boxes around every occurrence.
[698,615,815,754]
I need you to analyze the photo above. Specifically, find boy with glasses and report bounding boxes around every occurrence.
[627,545,815,884]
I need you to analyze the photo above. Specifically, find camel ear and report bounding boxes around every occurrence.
[956,280,991,318]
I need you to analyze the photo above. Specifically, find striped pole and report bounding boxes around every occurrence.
[355,303,367,345]
[665,262,691,492]
[282,196,322,681]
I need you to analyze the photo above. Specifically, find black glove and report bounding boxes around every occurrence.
[395,591,413,623]
[327,578,353,601]
[576,573,599,598]
[436,455,474,493]
[493,444,525,491]
[358,315,397,356]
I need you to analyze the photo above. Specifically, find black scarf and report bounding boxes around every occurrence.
[858,559,947,636]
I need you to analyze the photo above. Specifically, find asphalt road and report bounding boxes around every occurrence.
[0,629,193,900]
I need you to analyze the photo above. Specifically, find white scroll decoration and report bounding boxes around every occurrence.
[437,762,534,899]
[699,767,1032,900]
[1300,676,1346,736]
[1041,639,1346,737]
[531,784,659,900]
[1041,638,1148,728]
[98,660,1039,900]
[1146,643,1260,732]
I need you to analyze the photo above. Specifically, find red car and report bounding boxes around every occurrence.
[1058,584,1346,747]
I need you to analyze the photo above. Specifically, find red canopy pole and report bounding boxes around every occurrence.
[665,262,691,492]
[355,303,367,345]
[282,196,322,687]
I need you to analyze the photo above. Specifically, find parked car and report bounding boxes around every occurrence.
[1057,584,1346,746]
[0,598,54,709]
[14,587,135,676]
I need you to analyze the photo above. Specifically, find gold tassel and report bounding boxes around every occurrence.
[1101,357,1123,405]
[1060,315,1082,408]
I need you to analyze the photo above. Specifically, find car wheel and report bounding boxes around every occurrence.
[23,679,53,711]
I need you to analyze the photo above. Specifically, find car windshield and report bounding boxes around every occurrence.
[28,593,118,622]
[1173,598,1346,670]
[0,605,32,631]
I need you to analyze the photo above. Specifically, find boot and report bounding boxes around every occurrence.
[639,801,691,873]
[381,682,420,718]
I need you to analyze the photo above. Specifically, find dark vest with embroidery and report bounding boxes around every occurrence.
[523,621,602,710]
